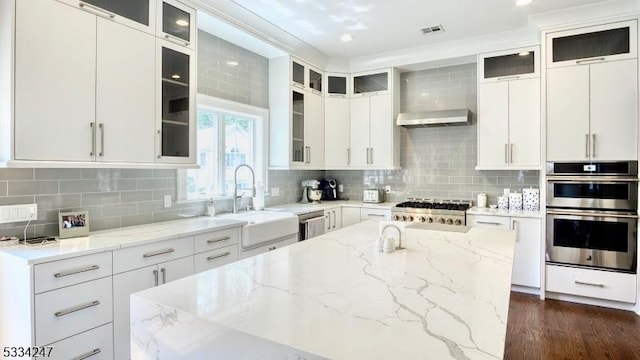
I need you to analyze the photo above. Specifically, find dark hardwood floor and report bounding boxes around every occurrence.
[505,292,640,360]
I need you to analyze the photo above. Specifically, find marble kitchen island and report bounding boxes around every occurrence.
[130,221,516,360]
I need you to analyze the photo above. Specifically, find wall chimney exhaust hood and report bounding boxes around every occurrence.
[396,109,471,127]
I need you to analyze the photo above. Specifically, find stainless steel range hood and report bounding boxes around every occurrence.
[396,109,471,127]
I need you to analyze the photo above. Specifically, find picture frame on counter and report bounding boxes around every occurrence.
[58,210,90,238]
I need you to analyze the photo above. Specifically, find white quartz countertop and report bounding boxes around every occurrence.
[130,220,516,360]
[267,200,394,215]
[0,217,246,265]
[467,206,542,218]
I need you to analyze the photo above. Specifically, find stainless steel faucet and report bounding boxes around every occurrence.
[380,224,404,250]
[233,164,256,213]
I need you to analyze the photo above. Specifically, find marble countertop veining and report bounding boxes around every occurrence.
[130,220,516,360]
[0,217,246,265]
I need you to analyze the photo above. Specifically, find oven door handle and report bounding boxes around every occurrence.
[546,176,639,182]
[547,210,639,219]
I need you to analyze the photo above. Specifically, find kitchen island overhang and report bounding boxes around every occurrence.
[130,220,516,360]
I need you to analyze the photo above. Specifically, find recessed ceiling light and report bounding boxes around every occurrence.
[226,60,239,66]
[176,19,189,27]
[171,74,181,79]
[518,51,530,56]
[340,34,353,42]
[514,0,533,6]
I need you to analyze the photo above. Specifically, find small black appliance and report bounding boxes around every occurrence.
[320,179,338,200]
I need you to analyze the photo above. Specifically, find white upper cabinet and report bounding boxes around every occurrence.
[546,20,637,68]
[156,0,196,50]
[308,66,323,94]
[352,69,391,96]
[56,0,155,34]
[325,73,349,97]
[546,21,638,161]
[477,47,541,170]
[324,96,350,168]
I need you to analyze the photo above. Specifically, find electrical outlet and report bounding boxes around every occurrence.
[271,187,280,197]
[338,184,344,192]
[0,204,37,224]
[163,195,172,208]
[385,185,391,193]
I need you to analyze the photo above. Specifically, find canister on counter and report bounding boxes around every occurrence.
[497,195,509,210]
[509,192,523,211]
[477,193,487,208]
[522,187,540,211]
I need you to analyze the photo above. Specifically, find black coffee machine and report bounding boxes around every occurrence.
[320,179,338,200]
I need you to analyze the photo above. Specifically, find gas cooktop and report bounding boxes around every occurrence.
[392,198,472,225]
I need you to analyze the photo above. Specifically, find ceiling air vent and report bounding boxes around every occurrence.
[421,25,444,35]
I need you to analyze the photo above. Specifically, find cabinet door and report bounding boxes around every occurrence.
[157,0,196,50]
[14,0,96,161]
[157,40,196,163]
[353,71,389,95]
[291,90,305,164]
[325,97,350,168]
[511,218,541,288]
[508,78,541,167]
[113,266,157,360]
[479,47,538,82]
[326,74,348,96]
[590,59,638,161]
[159,256,194,284]
[369,94,393,167]
[304,92,325,167]
[546,66,590,161]
[477,82,509,167]
[59,0,153,33]
[96,18,155,163]
[349,97,370,167]
[342,207,361,227]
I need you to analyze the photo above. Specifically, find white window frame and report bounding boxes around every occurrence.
[177,94,269,201]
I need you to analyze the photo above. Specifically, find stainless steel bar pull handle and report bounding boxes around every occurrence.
[347,148,351,165]
[332,211,336,228]
[161,268,166,284]
[477,221,502,226]
[143,248,175,258]
[585,134,590,158]
[54,300,100,317]
[510,143,514,164]
[367,214,386,217]
[575,280,605,288]
[370,148,374,164]
[505,144,508,164]
[90,123,95,157]
[164,33,190,47]
[207,236,231,244]
[54,265,100,278]
[153,269,159,286]
[72,348,101,360]
[99,123,104,157]
[497,75,520,81]
[268,246,277,251]
[576,57,606,64]
[207,252,231,261]
[326,215,330,230]
[78,2,115,18]
[592,134,596,158]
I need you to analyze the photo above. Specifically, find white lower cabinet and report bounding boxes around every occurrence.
[240,235,297,259]
[342,207,362,227]
[324,207,342,232]
[46,323,113,360]
[360,208,391,222]
[468,215,541,289]
[195,244,239,273]
[35,276,113,346]
[546,264,637,303]
[113,256,194,360]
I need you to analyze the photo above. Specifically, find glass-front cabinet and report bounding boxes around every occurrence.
[291,90,305,163]
[292,60,305,88]
[352,70,390,95]
[479,48,538,82]
[157,0,196,49]
[308,68,322,93]
[326,73,348,96]
[58,0,154,33]
[157,40,195,163]
[547,20,637,68]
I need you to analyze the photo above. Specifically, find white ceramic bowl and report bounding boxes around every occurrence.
[308,189,323,201]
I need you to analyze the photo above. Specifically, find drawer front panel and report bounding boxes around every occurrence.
[360,208,391,221]
[35,277,113,346]
[35,252,113,294]
[195,244,239,273]
[240,235,297,259]
[546,265,637,303]
[467,215,510,230]
[113,236,193,274]
[194,227,240,253]
[46,323,113,360]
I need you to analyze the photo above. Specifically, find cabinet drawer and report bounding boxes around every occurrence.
[46,323,113,360]
[34,252,112,294]
[113,236,194,274]
[195,244,239,273]
[240,235,297,259]
[194,227,240,253]
[546,265,637,303]
[35,277,113,346]
[467,215,510,230]
[360,208,391,221]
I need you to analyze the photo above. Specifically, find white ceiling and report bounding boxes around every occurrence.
[222,0,611,59]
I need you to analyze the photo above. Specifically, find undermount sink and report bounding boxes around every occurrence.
[218,210,298,249]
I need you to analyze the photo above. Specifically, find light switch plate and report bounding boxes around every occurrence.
[163,195,172,208]
[0,204,37,224]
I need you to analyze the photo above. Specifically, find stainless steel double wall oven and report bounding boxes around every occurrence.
[546,161,638,273]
